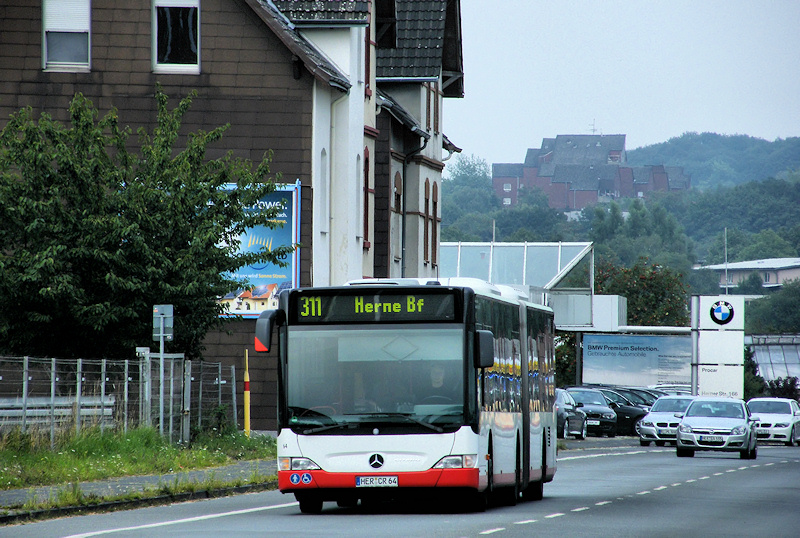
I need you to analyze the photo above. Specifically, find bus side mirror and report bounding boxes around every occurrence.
[474,330,495,369]
[255,310,283,352]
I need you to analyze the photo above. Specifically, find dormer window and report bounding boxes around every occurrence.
[376,0,397,49]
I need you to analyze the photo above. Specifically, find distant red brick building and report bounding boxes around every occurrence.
[493,135,691,211]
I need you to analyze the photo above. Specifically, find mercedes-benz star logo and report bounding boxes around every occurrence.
[369,454,384,469]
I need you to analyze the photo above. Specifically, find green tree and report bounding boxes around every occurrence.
[555,332,577,388]
[0,89,292,359]
[743,347,767,400]
[737,229,797,261]
[745,280,800,334]
[594,257,689,326]
[766,377,800,400]
[735,272,765,295]
[441,154,498,226]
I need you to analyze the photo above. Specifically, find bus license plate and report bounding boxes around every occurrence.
[356,476,398,487]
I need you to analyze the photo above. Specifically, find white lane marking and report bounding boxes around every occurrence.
[596,501,612,506]
[479,528,506,535]
[558,449,652,461]
[571,507,590,512]
[726,469,737,473]
[514,519,537,525]
[699,476,710,480]
[671,483,682,487]
[685,479,696,483]
[64,502,300,537]
[713,472,724,476]
[654,486,668,491]
[636,491,650,495]
[545,513,565,519]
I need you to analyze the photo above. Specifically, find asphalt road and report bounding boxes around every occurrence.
[5,439,798,537]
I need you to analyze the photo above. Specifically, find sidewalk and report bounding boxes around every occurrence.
[0,458,278,524]
[1,437,639,524]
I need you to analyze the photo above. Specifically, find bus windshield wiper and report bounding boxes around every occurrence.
[360,413,443,433]
[302,422,352,435]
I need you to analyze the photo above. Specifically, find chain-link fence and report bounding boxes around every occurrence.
[0,352,236,447]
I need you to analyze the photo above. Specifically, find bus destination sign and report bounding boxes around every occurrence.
[289,290,459,324]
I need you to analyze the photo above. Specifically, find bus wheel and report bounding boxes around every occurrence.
[501,446,521,506]
[467,490,487,512]
[296,493,323,514]
[521,439,545,502]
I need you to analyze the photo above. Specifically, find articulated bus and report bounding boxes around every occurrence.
[254,277,556,513]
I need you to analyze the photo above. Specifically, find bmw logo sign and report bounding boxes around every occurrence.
[710,300,734,325]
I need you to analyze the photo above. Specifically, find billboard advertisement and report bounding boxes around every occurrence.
[583,334,692,387]
[220,181,300,317]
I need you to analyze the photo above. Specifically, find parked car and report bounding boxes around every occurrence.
[566,388,617,437]
[555,388,588,439]
[595,388,648,435]
[621,387,664,406]
[675,397,759,459]
[746,397,800,446]
[649,384,691,395]
[638,395,695,446]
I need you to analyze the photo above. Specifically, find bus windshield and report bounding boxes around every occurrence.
[285,324,465,432]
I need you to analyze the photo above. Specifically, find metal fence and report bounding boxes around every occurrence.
[0,352,236,447]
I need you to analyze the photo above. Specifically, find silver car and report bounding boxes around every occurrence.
[747,397,800,446]
[675,397,759,459]
[638,395,695,446]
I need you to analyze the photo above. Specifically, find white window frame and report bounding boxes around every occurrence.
[152,0,200,74]
[503,183,512,192]
[43,0,91,72]
[503,198,512,206]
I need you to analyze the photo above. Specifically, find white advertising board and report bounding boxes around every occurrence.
[697,364,744,399]
[583,334,692,386]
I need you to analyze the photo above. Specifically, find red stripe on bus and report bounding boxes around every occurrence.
[278,468,479,491]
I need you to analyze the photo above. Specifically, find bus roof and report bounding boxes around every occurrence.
[345,278,552,312]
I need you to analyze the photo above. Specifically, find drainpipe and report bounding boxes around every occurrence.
[401,127,429,277]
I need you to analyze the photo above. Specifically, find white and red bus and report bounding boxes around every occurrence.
[254,277,556,513]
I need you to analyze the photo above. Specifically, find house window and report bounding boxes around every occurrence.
[503,183,512,192]
[363,147,371,250]
[43,0,91,71]
[432,183,439,265]
[394,172,402,213]
[153,0,200,74]
[424,180,430,263]
[503,198,512,206]
[763,273,770,283]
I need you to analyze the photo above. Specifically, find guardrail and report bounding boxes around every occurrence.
[0,395,115,429]
[0,354,237,446]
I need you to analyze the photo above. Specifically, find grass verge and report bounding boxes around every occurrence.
[0,425,278,518]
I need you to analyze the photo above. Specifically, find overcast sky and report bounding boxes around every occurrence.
[444,0,800,166]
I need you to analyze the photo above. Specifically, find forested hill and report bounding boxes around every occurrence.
[626,132,800,190]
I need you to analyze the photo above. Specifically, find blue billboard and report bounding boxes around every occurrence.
[220,181,300,317]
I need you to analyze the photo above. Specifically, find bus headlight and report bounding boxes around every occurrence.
[279,457,321,471]
[433,455,478,469]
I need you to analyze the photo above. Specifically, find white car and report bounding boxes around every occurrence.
[638,395,695,446]
[676,397,759,459]
[747,397,800,446]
